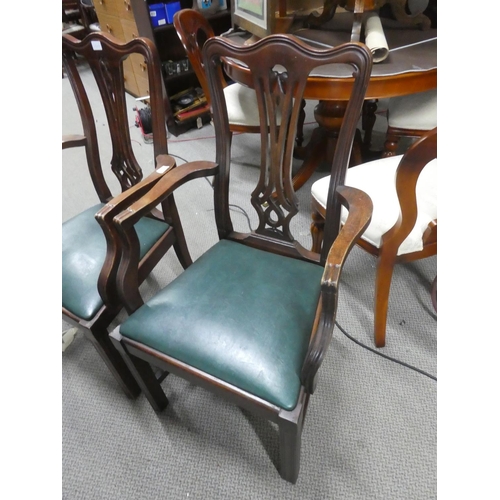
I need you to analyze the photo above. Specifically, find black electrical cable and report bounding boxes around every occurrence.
[335,320,437,381]
[202,176,253,231]
[168,153,189,164]
[167,155,253,231]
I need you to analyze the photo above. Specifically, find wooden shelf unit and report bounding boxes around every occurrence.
[131,0,233,136]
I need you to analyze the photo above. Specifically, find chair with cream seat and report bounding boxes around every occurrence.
[173,9,307,142]
[107,34,373,483]
[62,32,212,397]
[311,128,437,347]
[383,89,437,157]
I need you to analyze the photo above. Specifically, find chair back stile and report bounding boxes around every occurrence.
[203,35,372,263]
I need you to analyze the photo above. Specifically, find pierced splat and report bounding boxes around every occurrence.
[90,53,142,191]
[248,66,302,242]
[203,35,372,261]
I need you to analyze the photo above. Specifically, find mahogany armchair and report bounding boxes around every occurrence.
[62,32,209,397]
[108,34,373,483]
[311,128,437,347]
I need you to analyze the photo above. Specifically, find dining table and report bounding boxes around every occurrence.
[223,11,437,190]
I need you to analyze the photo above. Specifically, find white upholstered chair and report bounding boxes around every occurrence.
[383,89,437,157]
[311,128,437,347]
[173,9,290,138]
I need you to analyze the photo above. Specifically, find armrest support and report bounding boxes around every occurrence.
[94,156,177,306]
[301,184,373,393]
[112,160,219,313]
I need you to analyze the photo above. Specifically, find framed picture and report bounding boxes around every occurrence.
[232,0,276,38]
[232,1,326,38]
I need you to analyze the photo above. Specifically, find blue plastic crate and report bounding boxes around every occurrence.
[165,1,181,24]
[149,3,167,27]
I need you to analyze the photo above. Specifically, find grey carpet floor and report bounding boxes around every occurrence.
[62,60,436,499]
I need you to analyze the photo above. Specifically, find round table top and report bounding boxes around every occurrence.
[223,13,437,101]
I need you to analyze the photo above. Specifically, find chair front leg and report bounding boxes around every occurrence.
[85,325,141,399]
[277,394,309,484]
[109,328,169,411]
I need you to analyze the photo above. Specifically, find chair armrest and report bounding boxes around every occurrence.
[114,160,218,229]
[62,134,86,150]
[301,184,373,393]
[111,160,219,313]
[94,156,177,306]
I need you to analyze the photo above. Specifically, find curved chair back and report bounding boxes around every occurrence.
[203,34,372,264]
[173,9,227,108]
[63,32,169,199]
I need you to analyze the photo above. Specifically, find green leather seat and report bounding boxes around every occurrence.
[120,239,323,410]
[62,203,169,320]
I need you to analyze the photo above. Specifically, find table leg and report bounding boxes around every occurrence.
[362,99,378,152]
[292,100,363,191]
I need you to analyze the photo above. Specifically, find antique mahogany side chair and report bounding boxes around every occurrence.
[108,34,373,483]
[173,8,307,146]
[311,128,437,347]
[62,32,209,397]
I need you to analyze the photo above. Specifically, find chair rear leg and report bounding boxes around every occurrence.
[310,209,325,253]
[109,328,169,412]
[383,129,400,157]
[85,326,141,399]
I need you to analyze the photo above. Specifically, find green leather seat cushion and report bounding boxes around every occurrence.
[62,203,169,320]
[120,239,323,410]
